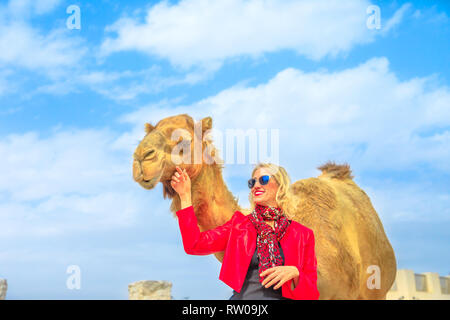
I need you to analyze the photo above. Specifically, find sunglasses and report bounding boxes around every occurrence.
[248,175,271,189]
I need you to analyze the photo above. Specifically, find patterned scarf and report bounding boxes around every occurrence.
[247,203,291,282]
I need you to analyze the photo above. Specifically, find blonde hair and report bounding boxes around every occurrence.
[247,162,293,219]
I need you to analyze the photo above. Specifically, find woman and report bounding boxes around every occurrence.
[171,162,319,300]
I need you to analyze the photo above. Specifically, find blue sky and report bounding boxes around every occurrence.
[0,0,449,299]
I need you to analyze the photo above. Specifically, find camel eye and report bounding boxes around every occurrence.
[144,149,155,159]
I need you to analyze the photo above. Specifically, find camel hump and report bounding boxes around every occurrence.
[317,161,354,180]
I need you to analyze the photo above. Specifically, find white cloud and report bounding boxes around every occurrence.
[0,0,215,100]
[382,3,412,34]
[0,0,86,92]
[0,191,142,237]
[0,22,86,71]
[0,127,149,237]
[33,65,214,101]
[6,0,62,16]
[0,69,14,95]
[76,67,212,101]
[362,181,450,224]
[411,5,449,24]
[0,128,129,201]
[100,0,377,70]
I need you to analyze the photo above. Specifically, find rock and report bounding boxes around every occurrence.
[0,279,7,300]
[128,280,172,300]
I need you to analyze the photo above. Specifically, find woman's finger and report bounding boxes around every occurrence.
[261,270,278,286]
[260,267,276,278]
[264,275,282,288]
[273,277,288,290]
[172,176,180,183]
[177,167,186,181]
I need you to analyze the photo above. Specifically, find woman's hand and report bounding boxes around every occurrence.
[170,166,192,208]
[260,266,299,290]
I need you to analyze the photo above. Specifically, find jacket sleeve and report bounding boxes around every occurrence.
[284,229,320,300]
[176,205,235,255]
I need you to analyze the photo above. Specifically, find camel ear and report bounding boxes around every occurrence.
[201,116,212,133]
[145,123,155,134]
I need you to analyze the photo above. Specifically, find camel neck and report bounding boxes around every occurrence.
[190,164,241,231]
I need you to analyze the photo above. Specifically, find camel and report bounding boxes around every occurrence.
[132,113,397,300]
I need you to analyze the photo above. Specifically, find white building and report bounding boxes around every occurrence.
[387,269,450,300]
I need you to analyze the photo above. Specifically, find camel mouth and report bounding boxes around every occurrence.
[139,177,157,189]
[140,162,166,190]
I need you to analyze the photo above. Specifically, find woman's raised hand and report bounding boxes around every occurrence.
[170,166,191,199]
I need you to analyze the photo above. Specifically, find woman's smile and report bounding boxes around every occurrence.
[254,188,265,197]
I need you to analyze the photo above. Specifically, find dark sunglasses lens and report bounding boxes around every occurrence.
[248,178,256,188]
[260,175,270,185]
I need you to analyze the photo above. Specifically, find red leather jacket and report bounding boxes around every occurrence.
[176,205,320,300]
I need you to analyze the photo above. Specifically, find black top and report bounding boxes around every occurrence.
[229,241,290,300]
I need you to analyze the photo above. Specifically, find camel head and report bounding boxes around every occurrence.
[132,113,215,199]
